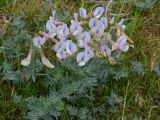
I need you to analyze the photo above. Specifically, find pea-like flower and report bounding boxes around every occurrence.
[93,7,104,18]
[56,49,67,59]
[54,41,65,52]
[46,20,57,38]
[84,48,94,59]
[100,45,111,56]
[76,52,90,66]
[117,19,125,30]
[65,40,77,55]
[112,35,129,52]
[79,7,87,18]
[74,13,78,22]
[91,25,104,35]
[89,18,98,28]
[70,21,83,36]
[76,48,94,66]
[77,32,91,48]
[89,18,104,35]
[57,23,69,38]
[109,15,114,25]
[33,37,46,48]
[100,17,108,29]
[49,10,56,22]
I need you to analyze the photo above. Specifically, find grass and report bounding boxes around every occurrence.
[0,0,160,119]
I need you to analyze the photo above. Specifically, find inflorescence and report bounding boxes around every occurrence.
[21,6,134,68]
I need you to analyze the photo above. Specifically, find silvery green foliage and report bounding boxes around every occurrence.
[106,91,123,113]
[135,0,158,9]
[131,61,145,76]
[14,58,127,119]
[133,115,143,120]
[1,15,44,83]
[153,63,160,76]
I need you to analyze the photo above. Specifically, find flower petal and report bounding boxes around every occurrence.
[70,22,82,36]
[91,26,104,35]
[33,37,46,48]
[79,8,87,18]
[57,24,69,37]
[111,41,119,51]
[116,35,129,52]
[117,35,127,45]
[74,13,78,21]
[89,18,98,28]
[56,49,67,59]
[100,17,108,29]
[84,48,94,59]
[54,41,65,52]
[46,20,56,31]
[118,19,124,27]
[76,52,89,66]
[94,7,104,18]
[52,10,56,19]
[78,32,91,43]
[110,15,114,24]
[65,40,77,55]
[100,45,111,56]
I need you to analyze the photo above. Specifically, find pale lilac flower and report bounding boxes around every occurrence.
[109,15,114,24]
[49,10,57,23]
[91,26,104,35]
[21,49,32,66]
[79,8,87,18]
[93,7,104,18]
[112,35,129,52]
[117,35,129,52]
[65,40,77,55]
[74,13,78,22]
[52,10,56,19]
[57,24,69,38]
[56,49,67,59]
[100,17,108,29]
[33,37,46,48]
[89,18,98,28]
[84,48,94,59]
[54,41,65,52]
[70,22,83,36]
[46,20,57,38]
[76,52,90,66]
[100,45,111,56]
[46,20,56,31]
[48,28,57,38]
[118,19,125,30]
[78,32,91,47]
[53,41,67,59]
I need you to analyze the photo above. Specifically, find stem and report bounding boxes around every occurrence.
[122,80,129,120]
[105,0,113,16]
[148,106,158,120]
[79,21,88,25]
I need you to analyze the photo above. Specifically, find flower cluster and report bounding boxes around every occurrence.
[21,6,133,68]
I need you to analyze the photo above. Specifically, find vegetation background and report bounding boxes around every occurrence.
[0,0,160,120]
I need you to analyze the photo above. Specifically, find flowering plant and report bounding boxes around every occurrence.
[21,5,133,68]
